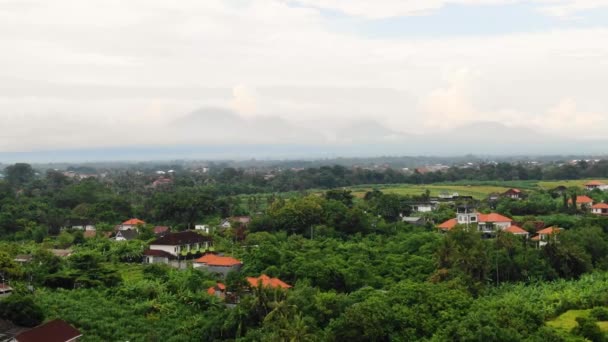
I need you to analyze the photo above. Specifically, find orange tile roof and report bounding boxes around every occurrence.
[531,235,540,241]
[478,213,513,223]
[122,218,145,225]
[195,254,242,267]
[592,203,608,209]
[504,225,528,234]
[568,195,593,204]
[586,180,605,186]
[537,226,562,235]
[438,218,458,230]
[246,274,291,289]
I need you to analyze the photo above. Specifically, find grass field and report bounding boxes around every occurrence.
[537,179,608,190]
[547,309,608,332]
[348,184,514,200]
[112,263,145,283]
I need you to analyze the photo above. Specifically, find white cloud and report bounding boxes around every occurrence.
[0,1,607,152]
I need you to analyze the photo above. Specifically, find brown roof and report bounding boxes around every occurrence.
[15,319,81,342]
[153,226,170,234]
[143,249,174,258]
[0,283,13,291]
[150,230,211,246]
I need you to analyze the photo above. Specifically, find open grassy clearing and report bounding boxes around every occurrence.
[547,309,608,332]
[348,184,514,199]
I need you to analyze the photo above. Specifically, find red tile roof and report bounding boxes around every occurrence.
[569,195,593,204]
[207,283,226,297]
[531,235,540,241]
[503,225,528,235]
[14,319,81,342]
[153,226,170,234]
[247,274,291,289]
[592,203,608,209]
[478,213,513,223]
[122,218,145,225]
[537,226,562,235]
[195,254,242,267]
[438,218,458,230]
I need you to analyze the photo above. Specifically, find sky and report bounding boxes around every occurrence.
[1,0,608,158]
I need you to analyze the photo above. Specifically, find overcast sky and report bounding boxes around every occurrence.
[2,0,608,154]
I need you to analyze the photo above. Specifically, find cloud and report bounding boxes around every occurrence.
[0,1,608,154]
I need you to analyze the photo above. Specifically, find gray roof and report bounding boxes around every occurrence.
[402,217,423,223]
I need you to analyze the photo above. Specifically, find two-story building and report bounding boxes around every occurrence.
[531,227,563,248]
[118,218,145,231]
[143,231,213,264]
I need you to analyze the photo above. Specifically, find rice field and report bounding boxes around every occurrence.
[348,184,514,200]
[547,309,608,332]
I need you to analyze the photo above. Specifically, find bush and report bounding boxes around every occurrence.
[0,295,44,327]
[572,317,606,342]
[590,307,608,321]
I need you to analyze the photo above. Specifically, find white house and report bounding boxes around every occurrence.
[115,229,138,241]
[195,224,212,234]
[411,203,436,213]
[585,180,608,191]
[118,218,145,231]
[144,231,213,264]
[531,227,563,248]
[477,213,513,233]
[591,203,608,216]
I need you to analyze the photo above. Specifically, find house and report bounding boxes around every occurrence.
[456,206,478,225]
[591,203,608,216]
[531,226,563,248]
[118,218,145,231]
[437,218,458,231]
[477,213,513,233]
[220,216,251,229]
[246,274,291,289]
[568,195,594,209]
[585,180,608,191]
[49,249,72,258]
[195,224,212,234]
[487,193,501,202]
[0,283,13,297]
[193,254,242,277]
[11,319,82,342]
[115,229,138,241]
[410,202,436,213]
[144,231,213,264]
[153,226,170,236]
[438,191,459,199]
[14,254,32,264]
[207,282,226,299]
[151,177,172,188]
[402,217,426,226]
[502,188,523,200]
[69,225,96,231]
[503,225,529,238]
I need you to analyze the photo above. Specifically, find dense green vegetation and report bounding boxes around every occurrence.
[2,162,608,341]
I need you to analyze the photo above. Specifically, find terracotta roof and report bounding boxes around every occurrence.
[14,319,81,342]
[247,274,291,289]
[150,231,211,246]
[122,218,145,225]
[537,226,562,235]
[586,180,605,186]
[505,188,521,193]
[592,203,608,209]
[217,283,226,290]
[503,225,528,235]
[194,254,241,267]
[478,213,513,223]
[438,218,458,230]
[143,249,174,258]
[568,195,593,204]
[531,235,540,241]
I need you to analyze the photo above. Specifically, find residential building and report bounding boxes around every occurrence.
[503,225,529,238]
[207,283,227,299]
[410,202,436,213]
[11,319,82,342]
[115,229,138,241]
[0,283,13,297]
[195,224,212,234]
[14,254,32,264]
[585,180,608,191]
[153,226,170,236]
[49,249,72,258]
[220,216,251,229]
[402,217,426,226]
[456,206,478,225]
[477,213,513,233]
[531,227,563,248]
[502,188,523,200]
[591,203,608,216]
[118,218,145,231]
[144,231,212,264]
[568,195,594,209]
[193,254,242,277]
[246,274,291,289]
